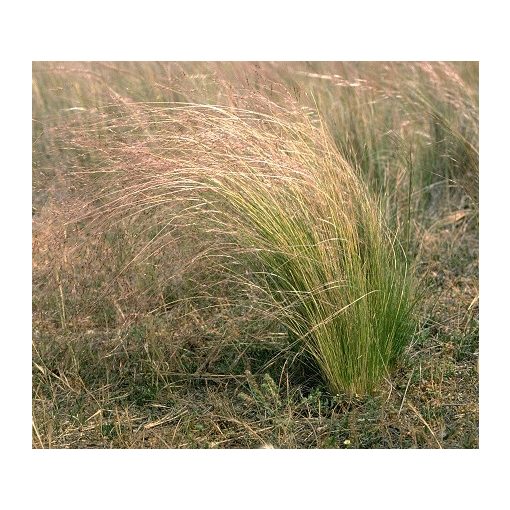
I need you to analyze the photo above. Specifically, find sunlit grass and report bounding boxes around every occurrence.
[62,100,416,395]
[32,61,479,448]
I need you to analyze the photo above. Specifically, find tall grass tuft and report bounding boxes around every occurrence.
[61,95,416,396]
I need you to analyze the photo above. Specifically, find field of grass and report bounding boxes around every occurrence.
[32,61,478,448]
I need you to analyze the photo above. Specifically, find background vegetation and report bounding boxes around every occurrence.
[32,61,478,448]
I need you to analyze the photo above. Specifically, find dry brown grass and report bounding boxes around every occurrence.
[32,61,478,448]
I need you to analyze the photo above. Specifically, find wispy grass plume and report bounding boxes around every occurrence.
[66,96,416,396]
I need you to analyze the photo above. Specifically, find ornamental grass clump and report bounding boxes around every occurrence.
[70,96,416,396]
